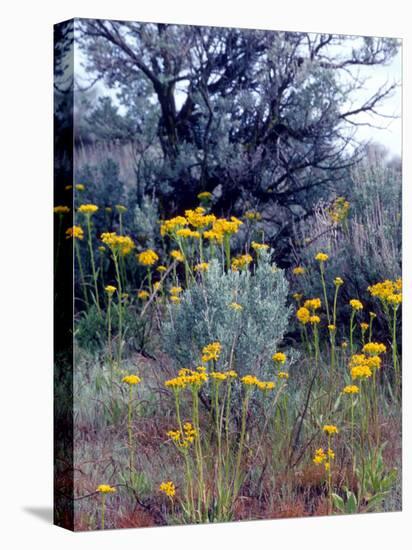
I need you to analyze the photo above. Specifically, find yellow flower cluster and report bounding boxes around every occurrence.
[66,225,84,240]
[360,322,369,331]
[176,228,201,239]
[138,249,159,266]
[165,367,209,391]
[296,306,310,324]
[105,285,117,295]
[54,205,70,214]
[122,374,141,385]
[138,290,150,300]
[349,299,363,311]
[159,481,176,498]
[309,315,321,324]
[315,252,329,262]
[272,352,286,364]
[293,266,305,275]
[203,216,243,244]
[160,216,188,236]
[329,196,350,225]
[334,277,344,286]
[97,484,116,494]
[170,296,181,304]
[342,385,359,395]
[251,241,269,252]
[278,371,289,379]
[232,254,253,271]
[304,298,321,311]
[170,250,184,262]
[170,286,183,296]
[229,302,243,311]
[194,262,209,272]
[363,342,386,356]
[78,204,99,214]
[368,279,402,306]
[240,375,275,391]
[293,293,303,301]
[201,342,221,363]
[323,424,338,436]
[101,232,135,256]
[185,207,216,229]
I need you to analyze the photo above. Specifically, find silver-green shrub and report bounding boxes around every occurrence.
[161,251,291,379]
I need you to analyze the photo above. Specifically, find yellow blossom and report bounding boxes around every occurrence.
[138,249,159,266]
[138,290,150,300]
[159,481,176,498]
[343,385,359,395]
[201,342,221,363]
[78,204,98,215]
[251,241,269,251]
[75,184,85,191]
[169,286,183,296]
[304,298,321,311]
[65,225,84,240]
[231,254,253,271]
[54,205,70,214]
[101,232,135,256]
[323,425,338,436]
[197,191,212,201]
[229,302,243,311]
[105,285,117,295]
[309,315,321,324]
[96,484,116,494]
[122,374,141,385]
[157,265,167,273]
[363,342,386,356]
[315,252,329,262]
[272,352,286,364]
[293,266,305,275]
[170,296,181,304]
[296,306,311,324]
[349,299,363,311]
[170,250,184,262]
[194,262,209,272]
[334,277,344,286]
[278,371,289,379]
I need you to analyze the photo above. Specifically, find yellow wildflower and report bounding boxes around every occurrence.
[231,254,253,271]
[229,302,243,311]
[138,290,150,300]
[170,296,181,304]
[194,262,209,272]
[101,232,135,256]
[251,241,269,251]
[65,226,84,240]
[309,315,321,324]
[169,286,183,296]
[122,374,141,385]
[54,205,70,214]
[323,425,338,436]
[272,352,286,364]
[304,298,321,311]
[170,250,184,262]
[315,252,329,262]
[201,342,221,363]
[343,385,359,395]
[75,184,85,191]
[159,481,176,498]
[334,277,344,286]
[349,299,363,311]
[78,204,98,214]
[296,306,311,324]
[157,265,167,273]
[293,266,305,275]
[241,375,259,386]
[96,484,116,494]
[363,342,386,356]
[105,285,116,295]
[244,210,262,221]
[278,371,289,379]
[160,216,188,236]
[138,249,159,266]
